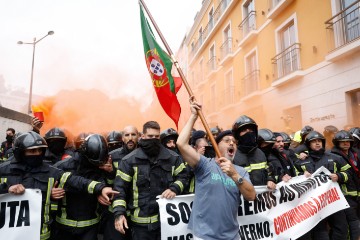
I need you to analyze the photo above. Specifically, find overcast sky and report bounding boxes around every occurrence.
[0,0,201,101]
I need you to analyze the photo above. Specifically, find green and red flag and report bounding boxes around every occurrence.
[140,5,182,128]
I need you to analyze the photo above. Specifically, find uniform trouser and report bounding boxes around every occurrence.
[131,224,161,240]
[101,211,132,240]
[53,223,98,240]
[345,196,360,240]
[327,210,348,240]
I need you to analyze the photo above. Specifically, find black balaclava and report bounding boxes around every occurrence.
[48,139,66,155]
[23,155,43,167]
[238,131,257,153]
[138,138,161,157]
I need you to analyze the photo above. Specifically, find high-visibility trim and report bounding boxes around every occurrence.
[106,178,114,185]
[173,163,186,176]
[130,207,158,224]
[340,172,348,182]
[341,164,351,172]
[301,165,307,172]
[51,203,58,211]
[174,180,184,192]
[341,185,358,196]
[41,178,54,237]
[40,230,51,240]
[132,167,139,208]
[114,162,119,169]
[0,178,7,183]
[56,216,100,227]
[117,170,132,182]
[245,162,267,172]
[334,162,338,173]
[88,181,100,194]
[244,166,251,172]
[59,172,71,188]
[113,199,127,208]
[189,177,195,193]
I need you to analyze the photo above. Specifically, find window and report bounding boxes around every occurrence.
[209,8,214,31]
[244,51,259,95]
[221,24,232,59]
[224,69,234,104]
[208,44,216,71]
[341,0,360,42]
[199,27,203,46]
[210,84,216,111]
[199,59,204,83]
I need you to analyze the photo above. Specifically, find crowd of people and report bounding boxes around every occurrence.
[0,101,360,240]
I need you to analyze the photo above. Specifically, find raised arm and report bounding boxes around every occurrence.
[177,100,201,169]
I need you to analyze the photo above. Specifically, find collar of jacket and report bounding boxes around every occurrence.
[136,145,172,160]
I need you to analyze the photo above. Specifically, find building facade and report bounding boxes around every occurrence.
[183,0,360,133]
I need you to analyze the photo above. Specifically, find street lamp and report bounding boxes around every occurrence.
[18,30,54,114]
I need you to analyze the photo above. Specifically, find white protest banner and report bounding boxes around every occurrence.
[157,167,349,240]
[0,189,42,240]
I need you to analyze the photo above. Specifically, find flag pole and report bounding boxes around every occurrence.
[139,0,221,158]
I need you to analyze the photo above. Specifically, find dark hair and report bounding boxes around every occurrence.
[143,121,160,134]
[6,128,15,134]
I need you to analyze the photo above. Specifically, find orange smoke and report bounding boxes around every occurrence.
[32,88,189,137]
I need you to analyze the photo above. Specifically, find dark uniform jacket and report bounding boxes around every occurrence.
[53,155,106,229]
[294,150,352,184]
[112,146,188,229]
[0,159,104,240]
[331,147,360,197]
[234,148,275,186]
[268,148,297,183]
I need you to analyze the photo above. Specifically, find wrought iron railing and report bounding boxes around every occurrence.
[220,37,232,60]
[271,43,301,79]
[238,11,257,40]
[242,70,260,96]
[325,0,360,52]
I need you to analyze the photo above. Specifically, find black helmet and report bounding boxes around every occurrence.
[12,132,23,144]
[160,128,178,144]
[81,134,108,166]
[305,131,325,147]
[106,131,122,144]
[300,126,314,138]
[44,128,67,141]
[13,131,47,162]
[323,125,338,137]
[232,115,258,140]
[279,132,291,143]
[332,130,354,146]
[74,132,89,150]
[210,126,221,135]
[349,127,360,141]
[258,129,276,144]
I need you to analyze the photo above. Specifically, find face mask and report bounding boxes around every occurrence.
[138,138,161,157]
[48,142,66,155]
[237,132,258,153]
[24,155,43,167]
[6,135,13,143]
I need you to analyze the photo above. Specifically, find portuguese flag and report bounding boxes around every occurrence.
[140,5,182,128]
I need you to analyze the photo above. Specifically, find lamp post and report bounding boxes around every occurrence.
[18,31,54,114]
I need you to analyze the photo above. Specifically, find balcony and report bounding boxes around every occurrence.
[207,56,217,73]
[271,43,301,80]
[242,70,260,96]
[189,0,232,62]
[220,37,233,63]
[267,0,295,19]
[238,11,257,46]
[325,0,360,61]
[221,86,235,107]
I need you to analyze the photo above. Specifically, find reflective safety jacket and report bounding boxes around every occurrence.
[112,146,188,229]
[267,148,297,183]
[0,159,105,240]
[53,156,106,230]
[331,147,360,197]
[234,148,275,186]
[294,150,352,185]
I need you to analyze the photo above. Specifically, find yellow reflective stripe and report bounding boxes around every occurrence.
[56,216,100,227]
[244,166,251,172]
[42,178,54,236]
[59,172,71,188]
[131,208,158,224]
[133,167,138,208]
[0,178,7,183]
[117,170,132,182]
[249,162,267,170]
[113,199,126,208]
[341,172,348,182]
[174,180,184,192]
[341,184,358,196]
[51,203,58,211]
[114,162,119,169]
[106,178,114,185]
[334,162,338,173]
[40,230,51,240]
[88,181,99,194]
[301,165,307,172]
[189,177,195,193]
[341,164,351,171]
[174,163,186,176]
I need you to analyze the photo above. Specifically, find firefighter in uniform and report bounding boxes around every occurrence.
[44,128,73,165]
[53,134,110,240]
[330,130,360,240]
[113,121,188,240]
[107,131,123,152]
[232,115,276,189]
[0,131,117,240]
[294,131,351,240]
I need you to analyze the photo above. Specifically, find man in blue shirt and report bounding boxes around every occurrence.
[177,99,256,240]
